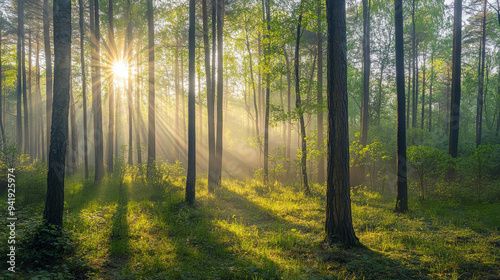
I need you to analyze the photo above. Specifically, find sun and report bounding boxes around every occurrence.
[112,61,128,79]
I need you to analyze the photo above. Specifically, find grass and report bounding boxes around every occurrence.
[1,170,499,279]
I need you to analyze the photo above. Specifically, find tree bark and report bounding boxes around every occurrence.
[43,0,71,228]
[215,0,224,186]
[263,0,270,184]
[79,0,88,179]
[205,0,216,193]
[126,0,134,164]
[421,52,426,130]
[394,0,408,213]
[44,0,53,158]
[360,0,370,146]
[147,0,156,178]
[107,0,115,173]
[93,0,104,182]
[0,15,4,146]
[295,1,310,195]
[449,0,462,158]
[317,0,324,183]
[476,0,487,147]
[136,38,142,164]
[17,0,23,152]
[325,0,359,247]
[186,0,196,204]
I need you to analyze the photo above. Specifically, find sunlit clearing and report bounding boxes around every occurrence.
[112,61,128,79]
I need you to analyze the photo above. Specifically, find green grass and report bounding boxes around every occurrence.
[1,172,499,279]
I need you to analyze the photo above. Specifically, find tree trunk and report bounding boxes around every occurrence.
[263,0,270,184]
[0,15,4,146]
[69,74,78,174]
[411,0,416,129]
[429,52,434,132]
[325,0,359,247]
[449,0,462,158]
[421,52,426,130]
[93,0,104,182]
[295,2,310,195]
[35,32,41,158]
[43,0,71,228]
[186,0,196,204]
[136,38,142,164]
[126,0,134,164]
[245,29,260,154]
[407,59,411,128]
[17,0,23,152]
[215,0,224,186]
[317,0,324,183]
[22,14,28,154]
[79,0,88,178]
[147,0,156,178]
[284,50,291,161]
[107,0,115,173]
[44,0,53,159]
[28,30,33,155]
[476,0,487,147]
[394,0,408,213]
[175,37,180,161]
[204,0,216,193]
[360,0,370,146]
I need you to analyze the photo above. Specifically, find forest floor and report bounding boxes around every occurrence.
[1,173,499,279]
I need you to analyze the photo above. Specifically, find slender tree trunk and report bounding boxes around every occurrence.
[394,0,408,213]
[476,0,487,147]
[79,0,88,178]
[407,59,411,128]
[175,37,180,161]
[147,0,156,178]
[69,74,78,174]
[29,30,33,156]
[44,0,52,159]
[325,0,359,247]
[215,0,224,186]
[35,32,41,158]
[107,0,115,173]
[136,39,142,164]
[413,50,418,128]
[421,52,426,130]
[186,0,196,204]
[93,0,104,182]
[284,50,291,161]
[263,0,270,184]
[126,0,134,164]
[22,18,28,154]
[496,59,500,136]
[295,2,310,195]
[182,55,187,153]
[44,0,71,228]
[16,0,24,152]
[411,0,416,129]
[317,0,324,183]
[204,0,216,192]
[449,0,462,158]
[360,0,370,146]
[376,62,385,125]
[245,30,260,155]
[429,52,434,132]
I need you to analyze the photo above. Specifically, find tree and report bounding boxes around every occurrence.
[107,0,115,173]
[325,0,359,247]
[208,0,217,192]
[360,0,370,146]
[476,0,487,147]
[317,0,324,183]
[186,0,196,204]
[43,0,52,158]
[79,0,88,179]
[449,0,462,158]
[147,0,156,178]
[263,0,270,184]
[92,0,104,182]
[295,1,310,195]
[43,0,71,227]
[126,0,133,164]
[16,0,23,152]
[0,13,5,146]
[214,0,224,186]
[394,0,408,213]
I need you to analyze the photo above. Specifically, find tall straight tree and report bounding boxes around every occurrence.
[136,40,142,164]
[295,1,310,195]
[202,0,216,193]
[107,0,115,173]
[214,0,224,186]
[92,0,104,182]
[79,0,88,179]
[186,0,196,204]
[43,0,52,158]
[126,0,133,164]
[325,0,358,247]
[449,0,462,158]
[394,0,408,213]
[476,0,487,147]
[0,14,5,146]
[317,0,324,183]
[360,0,370,146]
[263,0,270,184]
[208,0,217,192]
[16,0,23,152]
[43,0,71,227]
[147,0,156,178]
[22,19,28,154]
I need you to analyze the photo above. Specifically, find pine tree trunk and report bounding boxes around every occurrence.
[421,53,426,130]
[136,40,142,164]
[394,0,408,213]
[43,0,71,228]
[16,0,24,152]
[79,0,88,178]
[147,0,156,178]
[317,0,324,183]
[476,0,487,147]
[449,0,462,158]
[360,0,370,146]
[93,0,104,182]
[215,0,224,186]
[0,15,4,146]
[44,0,53,158]
[325,0,359,247]
[263,0,270,184]
[107,0,115,173]
[186,0,196,204]
[126,0,134,164]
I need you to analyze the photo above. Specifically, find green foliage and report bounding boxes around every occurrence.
[408,145,450,200]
